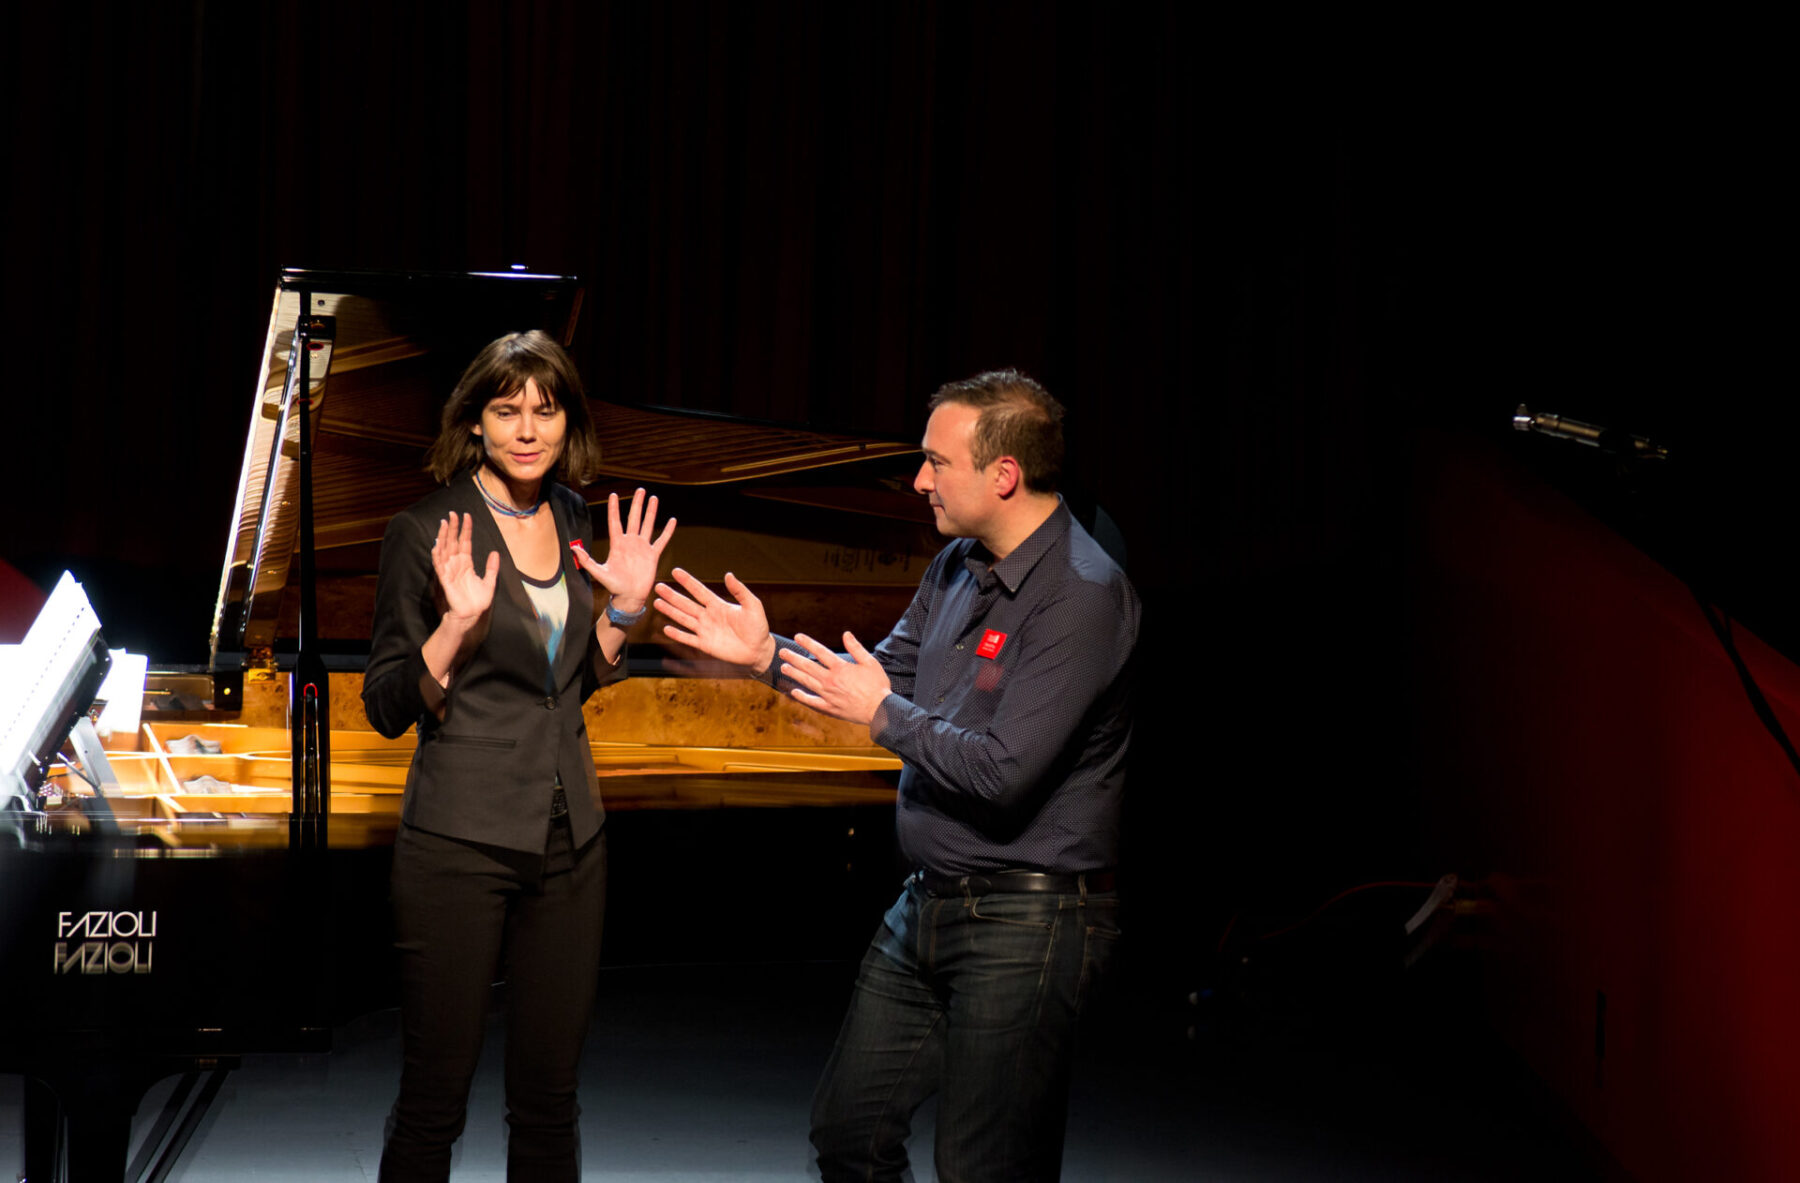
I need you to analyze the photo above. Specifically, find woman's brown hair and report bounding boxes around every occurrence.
[424,330,603,485]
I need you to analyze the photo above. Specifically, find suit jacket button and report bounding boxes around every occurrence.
[545,695,558,710]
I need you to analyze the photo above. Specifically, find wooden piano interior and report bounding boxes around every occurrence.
[64,670,901,833]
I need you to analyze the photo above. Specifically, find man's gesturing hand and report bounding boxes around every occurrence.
[654,568,778,673]
[781,632,891,726]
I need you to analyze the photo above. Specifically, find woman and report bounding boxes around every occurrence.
[362,329,673,1181]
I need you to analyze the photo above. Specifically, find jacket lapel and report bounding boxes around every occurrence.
[552,490,596,683]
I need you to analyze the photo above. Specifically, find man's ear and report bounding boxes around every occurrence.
[992,456,1022,498]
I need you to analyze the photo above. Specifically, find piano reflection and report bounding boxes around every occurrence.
[1,268,937,1180]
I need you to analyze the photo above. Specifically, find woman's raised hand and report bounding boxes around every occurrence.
[570,488,676,611]
[432,511,499,624]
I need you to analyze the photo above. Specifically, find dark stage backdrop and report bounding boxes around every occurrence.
[3,6,1785,983]
[4,4,1422,652]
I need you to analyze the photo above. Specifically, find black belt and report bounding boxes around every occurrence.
[913,869,1116,897]
[549,785,568,818]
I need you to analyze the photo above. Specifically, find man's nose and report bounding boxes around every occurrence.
[913,460,932,494]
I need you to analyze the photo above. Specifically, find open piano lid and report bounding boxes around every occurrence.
[209,268,583,669]
[208,267,930,673]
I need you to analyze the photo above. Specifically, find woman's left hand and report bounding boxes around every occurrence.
[571,488,676,612]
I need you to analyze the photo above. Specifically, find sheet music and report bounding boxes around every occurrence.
[1,571,108,805]
[96,648,149,739]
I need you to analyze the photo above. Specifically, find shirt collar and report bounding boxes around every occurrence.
[962,497,1071,595]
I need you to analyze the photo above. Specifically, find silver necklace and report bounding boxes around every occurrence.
[474,469,543,519]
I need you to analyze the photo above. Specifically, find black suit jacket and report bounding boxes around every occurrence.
[362,473,624,852]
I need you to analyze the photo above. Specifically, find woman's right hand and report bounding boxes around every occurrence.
[433,511,499,625]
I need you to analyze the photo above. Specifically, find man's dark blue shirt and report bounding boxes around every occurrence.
[773,499,1138,875]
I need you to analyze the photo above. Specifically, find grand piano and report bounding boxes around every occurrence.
[1,268,941,1181]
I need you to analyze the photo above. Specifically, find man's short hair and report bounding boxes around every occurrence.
[927,369,1066,494]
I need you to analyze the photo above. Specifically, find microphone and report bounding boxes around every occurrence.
[1513,404,1669,461]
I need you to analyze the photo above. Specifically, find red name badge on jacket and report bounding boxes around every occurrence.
[976,629,1008,659]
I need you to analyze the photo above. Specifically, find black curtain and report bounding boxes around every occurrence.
[25,5,1738,976]
[5,3,1409,652]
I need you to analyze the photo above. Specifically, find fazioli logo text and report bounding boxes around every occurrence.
[54,910,157,974]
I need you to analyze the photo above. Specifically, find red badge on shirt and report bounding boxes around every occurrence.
[976,629,1008,659]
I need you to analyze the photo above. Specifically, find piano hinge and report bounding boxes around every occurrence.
[246,646,279,681]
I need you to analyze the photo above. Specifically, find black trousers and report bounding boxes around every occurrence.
[379,815,607,1183]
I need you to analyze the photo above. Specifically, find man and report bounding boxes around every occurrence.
[653,369,1139,1182]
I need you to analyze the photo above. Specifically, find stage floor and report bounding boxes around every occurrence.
[2,959,1599,1181]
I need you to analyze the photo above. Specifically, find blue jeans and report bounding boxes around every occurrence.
[810,876,1120,1183]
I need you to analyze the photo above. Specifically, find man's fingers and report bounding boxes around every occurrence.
[780,650,828,690]
[652,582,704,622]
[793,633,841,666]
[722,572,762,608]
[669,567,725,606]
[653,593,696,628]
[782,662,824,693]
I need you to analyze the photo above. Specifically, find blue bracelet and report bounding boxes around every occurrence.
[606,601,648,628]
